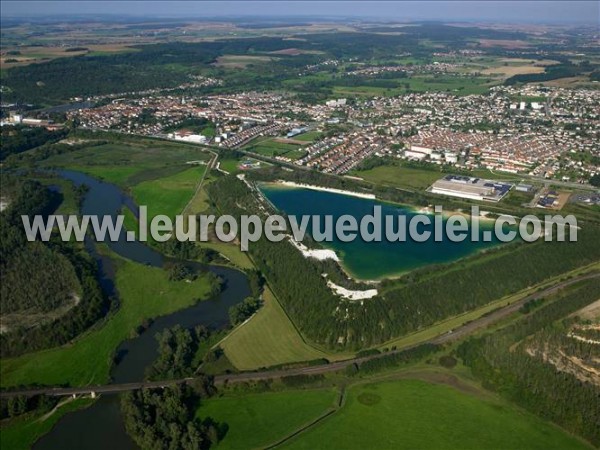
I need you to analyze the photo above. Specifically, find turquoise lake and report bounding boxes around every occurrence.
[259,183,501,280]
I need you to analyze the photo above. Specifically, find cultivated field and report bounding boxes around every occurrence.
[220,288,334,370]
[214,55,275,68]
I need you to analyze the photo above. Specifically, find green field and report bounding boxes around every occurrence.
[283,379,590,450]
[131,165,205,219]
[42,141,211,187]
[219,158,243,174]
[355,164,443,190]
[0,252,215,388]
[68,165,141,186]
[219,155,267,174]
[332,74,493,97]
[196,388,338,450]
[0,398,93,450]
[294,131,322,142]
[220,288,338,370]
[355,164,522,191]
[243,137,307,160]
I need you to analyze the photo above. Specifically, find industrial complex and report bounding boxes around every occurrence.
[428,175,513,202]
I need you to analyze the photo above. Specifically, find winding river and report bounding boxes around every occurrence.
[33,170,250,450]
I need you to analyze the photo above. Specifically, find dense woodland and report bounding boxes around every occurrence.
[0,394,58,420]
[121,379,223,450]
[0,177,109,357]
[0,126,68,161]
[207,175,600,350]
[146,325,212,381]
[229,297,262,326]
[457,279,600,447]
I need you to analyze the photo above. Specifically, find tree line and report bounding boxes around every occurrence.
[0,126,68,161]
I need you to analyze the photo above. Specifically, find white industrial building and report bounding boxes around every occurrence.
[428,175,513,202]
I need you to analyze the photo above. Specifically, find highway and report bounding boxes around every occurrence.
[2,271,597,400]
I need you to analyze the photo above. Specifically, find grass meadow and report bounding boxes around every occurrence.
[283,379,591,450]
[131,165,205,219]
[42,141,210,187]
[0,398,94,450]
[196,388,338,450]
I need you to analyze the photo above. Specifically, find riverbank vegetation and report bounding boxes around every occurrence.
[122,378,222,450]
[0,253,221,388]
[228,297,262,326]
[0,397,94,450]
[146,325,217,381]
[0,177,109,357]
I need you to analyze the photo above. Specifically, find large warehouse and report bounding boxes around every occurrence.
[428,175,513,202]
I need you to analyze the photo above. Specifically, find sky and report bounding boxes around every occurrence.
[1,1,599,24]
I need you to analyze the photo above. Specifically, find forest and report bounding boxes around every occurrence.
[121,379,223,450]
[0,176,109,357]
[457,278,600,447]
[146,325,213,381]
[0,126,68,161]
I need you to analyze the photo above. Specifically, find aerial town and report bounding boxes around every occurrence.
[12,83,595,182]
[5,82,599,208]
[2,6,600,450]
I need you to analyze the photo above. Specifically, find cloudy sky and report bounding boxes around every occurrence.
[2,1,598,24]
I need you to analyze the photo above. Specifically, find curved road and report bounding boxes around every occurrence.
[1,271,598,399]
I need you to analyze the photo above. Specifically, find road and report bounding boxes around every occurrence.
[1,271,598,399]
[180,149,218,216]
